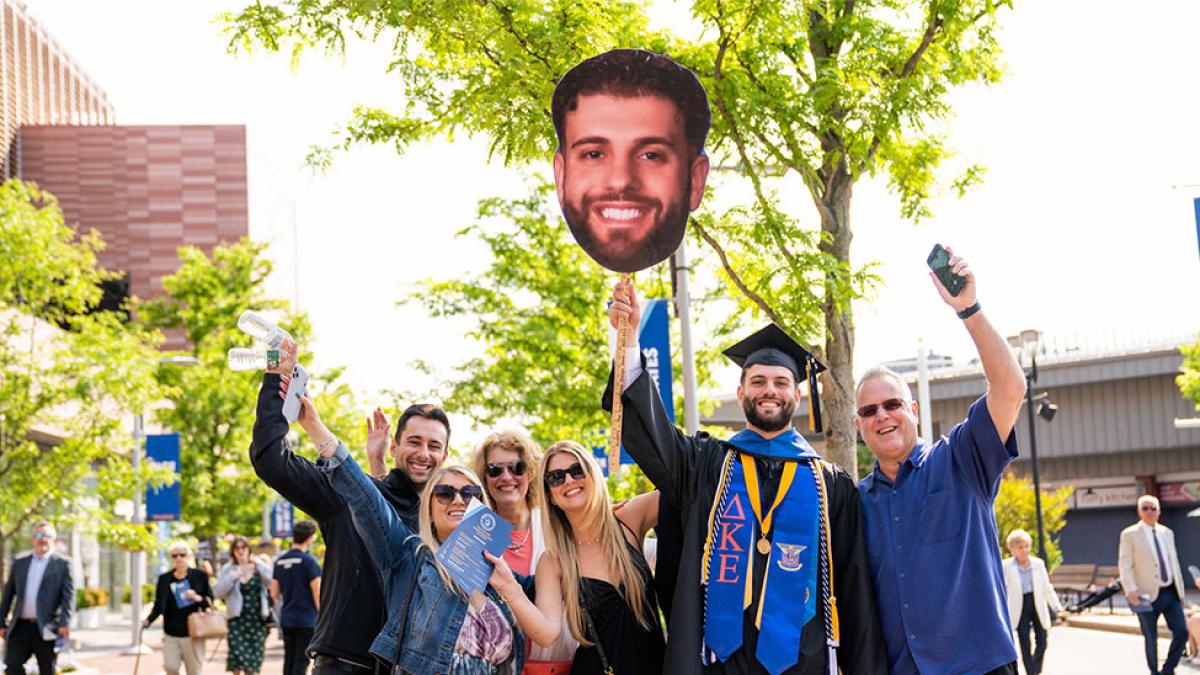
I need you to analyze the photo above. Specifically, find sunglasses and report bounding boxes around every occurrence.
[170,553,188,558]
[485,461,526,478]
[857,398,907,419]
[1140,505,1159,511]
[545,462,587,488]
[32,532,54,540]
[432,484,483,506]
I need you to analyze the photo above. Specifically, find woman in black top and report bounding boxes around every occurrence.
[487,440,665,674]
[143,541,214,675]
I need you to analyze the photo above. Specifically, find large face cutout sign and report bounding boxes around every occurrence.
[552,49,712,273]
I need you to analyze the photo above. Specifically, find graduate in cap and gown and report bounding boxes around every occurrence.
[603,281,886,675]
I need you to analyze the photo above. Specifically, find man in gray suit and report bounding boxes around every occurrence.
[1119,495,1188,675]
[0,521,74,675]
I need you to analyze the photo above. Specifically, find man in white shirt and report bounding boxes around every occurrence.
[1119,495,1188,675]
[0,521,74,675]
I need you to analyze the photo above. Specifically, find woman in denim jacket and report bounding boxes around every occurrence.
[279,370,525,675]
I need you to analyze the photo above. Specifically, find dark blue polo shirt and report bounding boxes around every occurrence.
[272,548,321,629]
[857,396,1019,675]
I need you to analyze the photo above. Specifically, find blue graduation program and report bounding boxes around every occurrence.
[435,498,513,595]
[170,579,196,608]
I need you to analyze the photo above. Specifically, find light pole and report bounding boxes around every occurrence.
[1010,330,1053,563]
[123,355,198,655]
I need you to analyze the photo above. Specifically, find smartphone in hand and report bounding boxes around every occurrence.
[926,243,965,296]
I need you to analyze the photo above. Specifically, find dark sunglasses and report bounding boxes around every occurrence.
[485,461,527,478]
[432,484,484,506]
[857,398,907,419]
[1140,505,1159,511]
[170,553,188,558]
[545,462,587,488]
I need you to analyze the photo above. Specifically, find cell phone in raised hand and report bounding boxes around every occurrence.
[926,243,966,297]
[283,364,309,423]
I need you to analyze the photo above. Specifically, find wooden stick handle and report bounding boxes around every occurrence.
[608,273,632,476]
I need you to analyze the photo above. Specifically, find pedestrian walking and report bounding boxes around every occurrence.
[214,536,273,675]
[0,521,74,675]
[1002,529,1062,675]
[272,521,322,675]
[143,541,214,675]
[1120,494,1189,674]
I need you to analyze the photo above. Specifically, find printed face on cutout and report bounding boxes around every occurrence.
[554,93,708,273]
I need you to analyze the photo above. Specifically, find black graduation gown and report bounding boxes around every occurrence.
[604,367,887,675]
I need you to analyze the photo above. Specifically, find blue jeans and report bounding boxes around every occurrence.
[1136,585,1188,674]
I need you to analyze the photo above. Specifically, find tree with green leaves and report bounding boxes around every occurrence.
[224,0,1010,473]
[1179,338,1200,411]
[404,180,727,446]
[139,238,365,541]
[994,473,1073,570]
[0,179,168,581]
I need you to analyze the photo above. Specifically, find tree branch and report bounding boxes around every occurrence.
[693,220,784,327]
[485,0,555,75]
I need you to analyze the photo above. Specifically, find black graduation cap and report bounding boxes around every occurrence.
[722,324,826,433]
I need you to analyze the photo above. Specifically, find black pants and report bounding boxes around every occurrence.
[1015,592,1047,675]
[1136,584,1188,675]
[4,619,55,675]
[984,664,1018,675]
[281,627,314,675]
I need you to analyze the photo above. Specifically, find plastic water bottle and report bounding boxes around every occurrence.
[236,310,291,348]
[227,347,281,371]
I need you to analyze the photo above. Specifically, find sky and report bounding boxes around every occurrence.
[21,0,1200,438]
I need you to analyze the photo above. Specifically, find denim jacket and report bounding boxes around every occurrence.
[318,444,525,674]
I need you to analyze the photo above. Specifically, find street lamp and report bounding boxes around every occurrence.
[1008,330,1054,563]
[123,355,198,655]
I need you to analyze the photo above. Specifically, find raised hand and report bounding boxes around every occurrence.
[929,245,977,313]
[269,337,299,375]
[366,408,392,470]
[280,374,321,433]
[609,279,641,330]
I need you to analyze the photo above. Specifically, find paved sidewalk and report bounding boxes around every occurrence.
[62,610,285,675]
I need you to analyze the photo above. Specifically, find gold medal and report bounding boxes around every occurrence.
[757,537,771,555]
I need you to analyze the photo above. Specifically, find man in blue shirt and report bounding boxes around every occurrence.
[856,248,1027,675]
[272,520,322,675]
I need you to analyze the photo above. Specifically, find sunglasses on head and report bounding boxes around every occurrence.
[485,460,526,478]
[545,462,586,488]
[857,398,907,419]
[432,484,483,506]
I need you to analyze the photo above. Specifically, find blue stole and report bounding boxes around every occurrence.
[702,429,821,675]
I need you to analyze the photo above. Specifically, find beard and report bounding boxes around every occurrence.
[742,394,796,433]
[563,182,690,274]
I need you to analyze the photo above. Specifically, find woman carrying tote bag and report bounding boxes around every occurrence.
[143,541,215,675]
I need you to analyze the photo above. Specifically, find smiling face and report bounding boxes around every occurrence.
[484,445,529,516]
[854,375,921,468]
[554,93,708,273]
[393,416,449,486]
[545,451,591,515]
[430,472,475,543]
[737,364,800,434]
[1138,496,1161,526]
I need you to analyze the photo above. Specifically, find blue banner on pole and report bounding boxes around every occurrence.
[271,501,295,539]
[145,434,181,522]
[1193,198,1200,259]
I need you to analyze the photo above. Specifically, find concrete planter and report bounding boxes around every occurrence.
[71,606,106,629]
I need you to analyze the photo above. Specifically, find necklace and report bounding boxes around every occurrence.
[508,530,531,552]
[576,539,597,547]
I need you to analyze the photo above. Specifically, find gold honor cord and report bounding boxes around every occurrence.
[740,454,797,556]
[608,272,632,477]
[813,460,840,643]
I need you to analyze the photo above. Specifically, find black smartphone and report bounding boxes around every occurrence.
[926,243,965,296]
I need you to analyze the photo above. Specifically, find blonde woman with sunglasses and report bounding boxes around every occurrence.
[278,372,526,675]
[485,441,665,675]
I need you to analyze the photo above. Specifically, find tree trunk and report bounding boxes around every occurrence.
[819,173,858,477]
[0,534,7,587]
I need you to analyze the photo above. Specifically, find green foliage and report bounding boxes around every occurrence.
[1178,337,1200,411]
[139,238,362,538]
[0,179,168,569]
[994,473,1073,571]
[403,178,726,448]
[223,0,1012,473]
[75,587,109,609]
